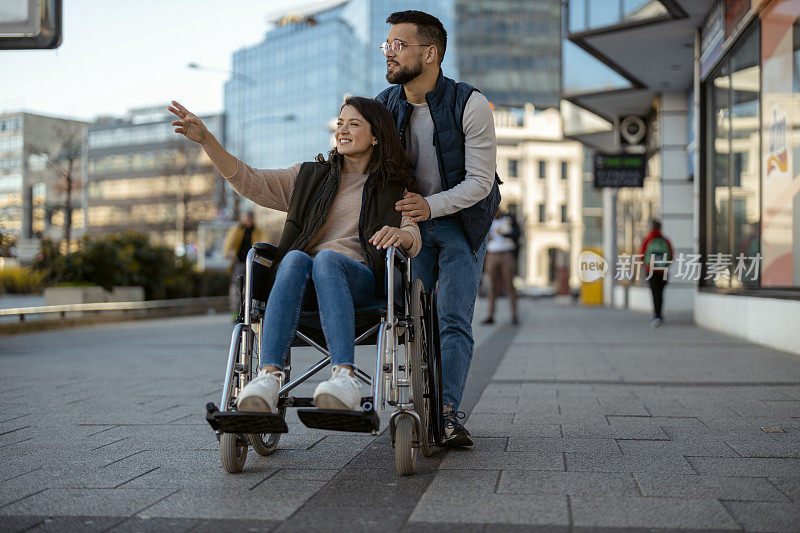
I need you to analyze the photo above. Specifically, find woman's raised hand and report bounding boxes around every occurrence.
[168,100,209,145]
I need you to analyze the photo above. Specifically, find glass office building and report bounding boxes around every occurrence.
[455,0,562,109]
[225,1,369,170]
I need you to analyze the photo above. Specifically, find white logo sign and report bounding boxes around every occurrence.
[579,251,608,283]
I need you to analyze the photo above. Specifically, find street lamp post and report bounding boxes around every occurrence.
[187,62,255,220]
[186,63,296,221]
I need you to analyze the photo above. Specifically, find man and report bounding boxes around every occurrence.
[482,209,520,326]
[223,211,266,312]
[377,10,500,447]
[639,219,673,327]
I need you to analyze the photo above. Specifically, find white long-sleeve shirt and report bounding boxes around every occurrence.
[405,91,497,219]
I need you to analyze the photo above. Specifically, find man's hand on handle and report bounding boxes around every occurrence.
[395,192,431,222]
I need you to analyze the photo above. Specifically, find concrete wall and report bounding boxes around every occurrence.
[695,292,800,355]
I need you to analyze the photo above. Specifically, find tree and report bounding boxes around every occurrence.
[26,123,85,252]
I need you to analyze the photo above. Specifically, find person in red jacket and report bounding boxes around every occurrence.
[639,219,674,327]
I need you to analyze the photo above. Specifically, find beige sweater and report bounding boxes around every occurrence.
[223,159,421,263]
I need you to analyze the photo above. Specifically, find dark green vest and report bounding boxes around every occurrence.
[271,160,404,298]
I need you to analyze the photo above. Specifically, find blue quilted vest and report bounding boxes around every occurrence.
[377,70,501,253]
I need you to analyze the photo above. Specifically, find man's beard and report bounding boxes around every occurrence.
[386,56,424,85]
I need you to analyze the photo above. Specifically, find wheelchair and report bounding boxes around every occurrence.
[205,242,444,476]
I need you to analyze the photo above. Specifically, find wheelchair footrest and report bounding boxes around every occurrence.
[206,402,288,434]
[297,408,380,433]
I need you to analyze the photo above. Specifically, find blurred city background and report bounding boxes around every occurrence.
[0,0,798,354]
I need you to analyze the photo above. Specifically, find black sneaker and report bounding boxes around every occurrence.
[441,404,472,447]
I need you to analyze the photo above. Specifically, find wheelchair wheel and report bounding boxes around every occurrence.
[409,279,433,457]
[220,432,248,473]
[394,415,417,476]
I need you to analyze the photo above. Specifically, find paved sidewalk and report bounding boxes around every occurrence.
[1,297,799,531]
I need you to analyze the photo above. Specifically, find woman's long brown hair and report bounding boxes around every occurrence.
[317,96,416,192]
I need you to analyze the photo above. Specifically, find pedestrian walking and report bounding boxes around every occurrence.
[223,211,267,312]
[482,210,520,325]
[378,10,501,447]
[169,97,421,412]
[640,219,674,327]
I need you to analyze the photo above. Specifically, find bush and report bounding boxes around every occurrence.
[33,233,227,300]
[0,266,46,294]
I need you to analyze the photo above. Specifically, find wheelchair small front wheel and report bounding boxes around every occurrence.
[220,432,248,473]
[249,406,285,456]
[394,415,417,476]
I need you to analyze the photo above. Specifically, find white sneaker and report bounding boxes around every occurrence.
[313,366,361,411]
[236,368,283,413]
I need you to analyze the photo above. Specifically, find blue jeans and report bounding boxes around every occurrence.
[259,249,382,369]
[413,218,487,410]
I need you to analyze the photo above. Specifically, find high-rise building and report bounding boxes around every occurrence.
[455,0,562,109]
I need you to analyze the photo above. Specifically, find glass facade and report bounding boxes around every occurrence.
[703,4,800,290]
[226,3,370,170]
[455,0,561,109]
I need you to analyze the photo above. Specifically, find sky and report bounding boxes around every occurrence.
[0,0,319,122]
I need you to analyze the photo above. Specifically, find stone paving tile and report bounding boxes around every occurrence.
[25,516,125,532]
[561,423,669,440]
[409,492,569,525]
[687,457,800,477]
[570,495,740,530]
[768,476,800,501]
[727,439,800,458]
[506,436,621,455]
[565,451,696,474]
[663,425,781,443]
[633,473,789,501]
[192,518,280,532]
[105,516,204,532]
[497,470,639,496]
[617,439,739,457]
[0,488,176,517]
[1,516,48,533]
[722,501,800,532]
[136,482,327,520]
[439,448,564,471]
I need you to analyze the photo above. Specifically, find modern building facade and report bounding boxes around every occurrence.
[563,0,800,354]
[494,104,584,289]
[87,106,225,251]
[455,0,562,109]
[0,112,88,257]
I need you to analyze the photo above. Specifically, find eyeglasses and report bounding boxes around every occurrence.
[379,39,431,56]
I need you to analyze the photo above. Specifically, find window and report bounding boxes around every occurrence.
[508,159,519,178]
[538,160,546,179]
[561,161,568,180]
[704,23,761,288]
[561,205,568,223]
[538,203,546,222]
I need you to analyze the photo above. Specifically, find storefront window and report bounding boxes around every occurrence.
[705,23,760,288]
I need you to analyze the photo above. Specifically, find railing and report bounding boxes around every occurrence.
[0,296,228,322]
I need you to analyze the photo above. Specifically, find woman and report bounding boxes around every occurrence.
[168,97,420,413]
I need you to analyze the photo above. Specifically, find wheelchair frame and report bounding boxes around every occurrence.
[206,243,443,476]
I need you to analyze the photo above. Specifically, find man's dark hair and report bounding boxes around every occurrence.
[652,219,662,231]
[386,10,447,64]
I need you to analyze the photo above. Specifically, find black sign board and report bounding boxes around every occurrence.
[593,153,646,188]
